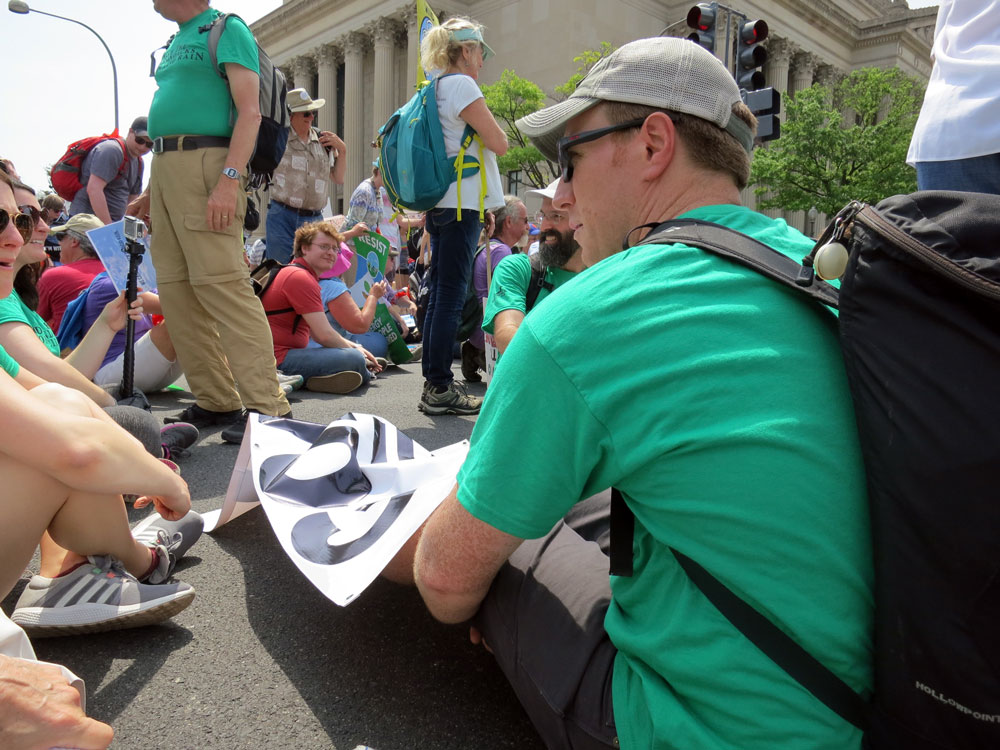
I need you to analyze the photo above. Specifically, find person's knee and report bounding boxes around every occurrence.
[29,382,96,417]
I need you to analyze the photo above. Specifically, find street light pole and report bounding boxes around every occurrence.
[8,0,119,132]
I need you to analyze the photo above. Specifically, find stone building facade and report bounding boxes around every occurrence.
[252,0,937,231]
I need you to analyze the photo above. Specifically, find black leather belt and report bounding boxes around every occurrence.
[271,200,321,217]
[151,135,231,154]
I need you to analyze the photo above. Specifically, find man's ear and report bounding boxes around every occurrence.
[636,111,678,181]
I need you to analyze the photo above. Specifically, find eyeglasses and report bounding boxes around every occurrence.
[556,118,648,182]
[18,204,43,227]
[535,210,567,224]
[310,241,338,252]
[300,111,316,118]
[0,207,35,243]
[135,136,153,148]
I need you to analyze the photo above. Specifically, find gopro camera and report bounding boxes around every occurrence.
[123,215,148,242]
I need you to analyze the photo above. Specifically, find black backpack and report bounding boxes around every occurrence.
[250,259,304,334]
[204,13,288,188]
[610,191,1000,749]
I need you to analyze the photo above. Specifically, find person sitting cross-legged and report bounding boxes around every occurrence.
[222,221,382,445]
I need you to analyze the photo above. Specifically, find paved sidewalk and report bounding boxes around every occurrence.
[2,361,543,749]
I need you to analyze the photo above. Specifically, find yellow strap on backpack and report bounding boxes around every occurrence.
[454,131,487,222]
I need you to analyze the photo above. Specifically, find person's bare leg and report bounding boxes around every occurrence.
[5,383,154,592]
[149,321,176,362]
[38,532,84,578]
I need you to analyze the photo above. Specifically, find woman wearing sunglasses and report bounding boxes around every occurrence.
[0,168,196,750]
[417,17,507,416]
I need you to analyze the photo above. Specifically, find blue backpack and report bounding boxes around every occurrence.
[56,272,108,351]
[376,75,485,218]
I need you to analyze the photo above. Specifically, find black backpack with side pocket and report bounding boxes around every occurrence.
[204,13,288,188]
[250,259,305,335]
[610,191,1000,749]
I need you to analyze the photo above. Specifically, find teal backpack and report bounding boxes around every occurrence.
[376,75,485,218]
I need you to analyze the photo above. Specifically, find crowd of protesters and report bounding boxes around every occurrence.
[9,0,995,746]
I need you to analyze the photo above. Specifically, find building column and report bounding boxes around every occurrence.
[759,38,794,220]
[404,6,419,94]
[317,44,343,212]
[372,19,401,138]
[791,52,819,96]
[293,55,316,95]
[765,38,793,117]
[342,32,368,196]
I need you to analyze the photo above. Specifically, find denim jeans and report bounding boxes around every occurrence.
[265,201,322,264]
[423,207,482,385]
[916,154,1000,195]
[279,345,371,384]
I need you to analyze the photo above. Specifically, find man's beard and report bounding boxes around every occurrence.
[537,229,578,267]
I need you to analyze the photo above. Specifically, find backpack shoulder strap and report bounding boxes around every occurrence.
[206,13,229,79]
[524,256,554,313]
[642,220,839,309]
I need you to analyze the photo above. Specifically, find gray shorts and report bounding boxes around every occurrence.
[473,491,619,749]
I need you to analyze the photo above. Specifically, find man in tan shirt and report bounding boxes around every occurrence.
[265,88,348,263]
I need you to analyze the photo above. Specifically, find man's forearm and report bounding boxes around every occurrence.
[86,183,113,225]
[225,110,260,176]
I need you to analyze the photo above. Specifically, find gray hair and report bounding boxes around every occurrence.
[67,230,96,255]
[491,195,524,238]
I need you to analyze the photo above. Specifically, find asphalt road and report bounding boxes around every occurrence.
[2,361,544,750]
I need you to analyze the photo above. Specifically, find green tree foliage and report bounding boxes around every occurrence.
[750,67,923,215]
[481,44,617,188]
[553,42,617,99]
[481,69,552,187]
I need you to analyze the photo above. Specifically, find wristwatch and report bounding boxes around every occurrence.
[221,167,240,180]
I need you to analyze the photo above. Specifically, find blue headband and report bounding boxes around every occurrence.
[450,27,494,60]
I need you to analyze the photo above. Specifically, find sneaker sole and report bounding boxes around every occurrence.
[13,589,195,638]
[306,371,364,394]
[419,401,481,416]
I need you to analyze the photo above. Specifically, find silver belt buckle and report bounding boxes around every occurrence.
[151,136,165,154]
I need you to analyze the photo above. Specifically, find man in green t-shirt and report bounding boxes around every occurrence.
[400,38,873,750]
[483,178,585,359]
[129,0,290,443]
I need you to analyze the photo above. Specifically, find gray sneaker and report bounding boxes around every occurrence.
[131,510,204,562]
[419,381,483,415]
[11,556,195,638]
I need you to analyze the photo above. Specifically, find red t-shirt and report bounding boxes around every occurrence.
[37,257,106,332]
[260,259,322,365]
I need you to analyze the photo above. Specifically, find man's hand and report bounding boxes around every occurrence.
[126,191,151,229]
[0,654,114,750]
[206,177,240,233]
[318,131,345,157]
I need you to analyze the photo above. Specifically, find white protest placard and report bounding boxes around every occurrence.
[209,413,467,606]
[85,219,158,295]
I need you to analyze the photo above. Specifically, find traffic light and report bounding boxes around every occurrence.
[736,19,769,90]
[744,87,781,142]
[686,3,717,53]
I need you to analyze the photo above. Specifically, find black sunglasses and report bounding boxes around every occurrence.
[556,118,646,182]
[135,136,154,148]
[0,207,35,243]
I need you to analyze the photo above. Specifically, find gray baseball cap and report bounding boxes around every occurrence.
[517,37,754,160]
